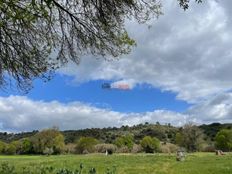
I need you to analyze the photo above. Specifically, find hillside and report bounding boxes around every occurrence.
[0,122,231,144]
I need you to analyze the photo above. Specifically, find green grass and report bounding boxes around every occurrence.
[0,153,231,174]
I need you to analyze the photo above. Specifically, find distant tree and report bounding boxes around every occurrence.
[115,135,134,150]
[0,141,6,154]
[139,126,166,141]
[175,132,184,146]
[21,138,33,154]
[215,129,232,152]
[32,128,65,154]
[11,141,22,154]
[75,137,98,154]
[5,143,16,155]
[178,123,205,152]
[140,136,160,153]
[0,0,202,90]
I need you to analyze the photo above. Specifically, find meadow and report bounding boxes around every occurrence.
[0,153,231,174]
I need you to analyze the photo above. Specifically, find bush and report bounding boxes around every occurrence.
[43,147,54,155]
[160,143,178,153]
[201,144,215,152]
[215,129,232,151]
[5,144,16,155]
[64,143,76,154]
[95,144,117,154]
[0,141,6,154]
[115,135,134,150]
[116,146,130,153]
[131,144,143,153]
[21,138,33,154]
[140,136,160,153]
[32,128,65,154]
[76,137,98,154]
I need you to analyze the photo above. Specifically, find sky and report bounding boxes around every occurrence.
[1,0,232,132]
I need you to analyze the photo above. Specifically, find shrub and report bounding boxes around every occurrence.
[43,147,54,156]
[64,143,76,154]
[215,129,232,151]
[160,143,178,153]
[21,138,33,154]
[116,146,130,153]
[32,128,65,154]
[95,144,117,154]
[0,141,6,154]
[5,144,16,155]
[201,144,215,152]
[140,136,160,153]
[115,135,134,150]
[131,144,143,153]
[76,137,98,154]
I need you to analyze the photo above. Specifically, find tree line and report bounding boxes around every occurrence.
[0,122,231,155]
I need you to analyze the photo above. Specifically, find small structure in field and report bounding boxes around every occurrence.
[215,150,225,155]
[176,149,185,161]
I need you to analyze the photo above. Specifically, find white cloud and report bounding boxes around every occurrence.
[0,96,188,132]
[187,92,232,124]
[1,94,232,132]
[60,0,232,103]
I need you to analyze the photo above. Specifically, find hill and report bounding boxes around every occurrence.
[0,122,231,144]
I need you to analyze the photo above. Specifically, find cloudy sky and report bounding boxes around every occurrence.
[1,0,232,132]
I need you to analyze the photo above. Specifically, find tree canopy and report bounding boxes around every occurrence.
[215,129,232,152]
[140,136,160,153]
[0,0,201,90]
[176,123,205,152]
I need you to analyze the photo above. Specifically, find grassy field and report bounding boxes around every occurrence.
[0,153,231,174]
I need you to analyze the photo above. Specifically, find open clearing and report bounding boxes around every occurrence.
[0,153,231,174]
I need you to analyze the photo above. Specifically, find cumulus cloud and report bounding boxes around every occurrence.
[187,92,232,124]
[0,96,189,132]
[60,0,232,103]
[1,94,232,132]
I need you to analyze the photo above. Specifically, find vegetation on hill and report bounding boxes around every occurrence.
[0,122,231,155]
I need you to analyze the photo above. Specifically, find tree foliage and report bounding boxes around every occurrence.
[140,136,160,153]
[0,141,6,154]
[0,0,202,90]
[176,123,205,152]
[215,129,232,152]
[115,134,134,150]
[0,0,162,90]
[31,128,65,154]
[75,137,98,154]
[178,0,203,10]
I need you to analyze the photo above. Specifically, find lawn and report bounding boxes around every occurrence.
[0,153,231,174]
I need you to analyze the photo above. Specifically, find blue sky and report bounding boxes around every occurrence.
[0,74,190,113]
[1,0,232,132]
